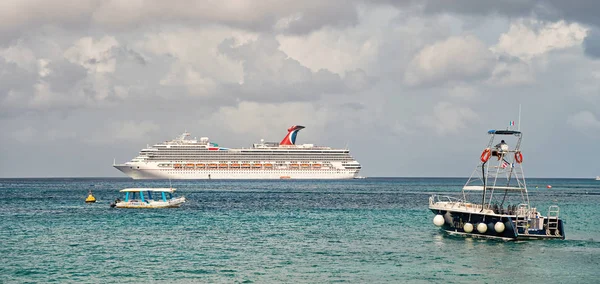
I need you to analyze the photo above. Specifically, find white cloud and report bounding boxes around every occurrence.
[0,43,37,71]
[278,29,379,75]
[493,20,588,61]
[404,35,495,86]
[136,28,250,85]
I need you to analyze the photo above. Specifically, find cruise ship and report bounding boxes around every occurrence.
[113,125,361,179]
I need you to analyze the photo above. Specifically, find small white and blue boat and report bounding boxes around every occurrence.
[111,188,185,208]
[429,129,565,240]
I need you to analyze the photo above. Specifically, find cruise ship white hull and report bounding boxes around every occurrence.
[114,163,358,180]
[113,126,362,180]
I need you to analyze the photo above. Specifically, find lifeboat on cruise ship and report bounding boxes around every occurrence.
[264,164,273,168]
[196,164,205,168]
[280,176,291,179]
[230,163,241,168]
[290,164,299,168]
[208,164,218,168]
[241,164,251,168]
[174,164,182,169]
[301,164,309,168]
[219,164,228,169]
[185,164,194,168]
[312,164,321,168]
[252,164,262,168]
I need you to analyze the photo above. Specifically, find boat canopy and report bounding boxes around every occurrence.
[462,185,523,191]
[120,188,176,193]
[487,130,521,135]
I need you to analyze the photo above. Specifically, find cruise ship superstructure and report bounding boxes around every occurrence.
[114,125,361,179]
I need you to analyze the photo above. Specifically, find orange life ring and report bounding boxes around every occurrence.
[515,152,523,163]
[480,148,491,163]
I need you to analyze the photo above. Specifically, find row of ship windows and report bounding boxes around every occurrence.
[158,161,336,165]
[143,152,350,154]
[143,156,354,160]
[147,158,353,162]
[159,161,328,164]
[147,149,350,154]
[161,167,338,172]
[161,170,351,173]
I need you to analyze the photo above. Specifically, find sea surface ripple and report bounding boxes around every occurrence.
[1,178,599,283]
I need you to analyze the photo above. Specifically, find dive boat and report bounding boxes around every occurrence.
[429,129,565,240]
[596,176,600,181]
[110,188,185,208]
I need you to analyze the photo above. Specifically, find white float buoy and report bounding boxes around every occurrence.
[494,222,505,233]
[477,223,488,233]
[464,222,473,233]
[433,214,445,227]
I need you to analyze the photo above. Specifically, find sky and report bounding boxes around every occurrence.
[1,0,599,178]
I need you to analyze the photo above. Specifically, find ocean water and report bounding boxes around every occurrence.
[1,177,599,283]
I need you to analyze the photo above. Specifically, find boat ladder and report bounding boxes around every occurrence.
[514,204,530,235]
[546,205,561,236]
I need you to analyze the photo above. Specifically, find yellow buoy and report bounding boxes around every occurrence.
[85,191,96,203]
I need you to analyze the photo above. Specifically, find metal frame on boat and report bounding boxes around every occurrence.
[111,188,186,208]
[429,129,565,240]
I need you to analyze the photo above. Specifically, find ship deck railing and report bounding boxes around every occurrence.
[430,194,495,214]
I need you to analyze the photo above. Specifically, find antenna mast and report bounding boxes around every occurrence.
[518,104,522,131]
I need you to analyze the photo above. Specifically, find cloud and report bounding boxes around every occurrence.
[493,20,587,61]
[583,29,600,58]
[419,102,479,135]
[408,0,600,29]
[487,54,534,86]
[567,111,600,134]
[2,1,600,178]
[0,0,363,44]
[0,0,96,43]
[0,57,38,115]
[198,101,329,144]
[89,120,160,144]
[277,17,381,75]
[64,36,120,74]
[218,35,375,102]
[404,35,495,86]
[418,0,538,17]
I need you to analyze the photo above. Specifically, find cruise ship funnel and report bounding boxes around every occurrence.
[280,125,305,145]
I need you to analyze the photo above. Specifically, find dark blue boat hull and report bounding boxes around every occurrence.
[430,209,565,240]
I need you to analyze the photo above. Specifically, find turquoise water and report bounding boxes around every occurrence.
[1,178,599,283]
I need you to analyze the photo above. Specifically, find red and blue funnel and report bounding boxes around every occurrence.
[280,125,305,145]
